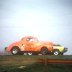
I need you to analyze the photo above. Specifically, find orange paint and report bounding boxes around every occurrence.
[5,36,54,55]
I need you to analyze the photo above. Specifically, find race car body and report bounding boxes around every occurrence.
[5,36,54,55]
[53,44,68,55]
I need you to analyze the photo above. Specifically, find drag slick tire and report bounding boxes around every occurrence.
[11,46,21,55]
[53,50,60,55]
[40,47,48,55]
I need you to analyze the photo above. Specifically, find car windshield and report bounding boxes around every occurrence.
[53,44,61,46]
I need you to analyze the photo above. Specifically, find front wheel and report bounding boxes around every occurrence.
[53,50,60,55]
[11,46,20,55]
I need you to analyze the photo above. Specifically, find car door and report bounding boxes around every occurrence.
[21,37,38,51]
[25,37,39,51]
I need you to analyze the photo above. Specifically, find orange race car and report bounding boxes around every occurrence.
[5,36,54,55]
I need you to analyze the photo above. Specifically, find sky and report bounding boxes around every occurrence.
[0,0,72,55]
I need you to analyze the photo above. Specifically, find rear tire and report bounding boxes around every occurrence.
[40,47,48,55]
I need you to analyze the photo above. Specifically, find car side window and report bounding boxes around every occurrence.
[26,38,35,42]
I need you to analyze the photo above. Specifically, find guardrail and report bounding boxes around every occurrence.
[0,55,72,66]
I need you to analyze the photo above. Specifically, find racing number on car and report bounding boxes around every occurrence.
[21,44,25,51]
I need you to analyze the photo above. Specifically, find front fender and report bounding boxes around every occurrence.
[53,46,64,52]
[5,42,20,52]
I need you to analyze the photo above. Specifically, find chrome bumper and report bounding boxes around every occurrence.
[63,48,68,52]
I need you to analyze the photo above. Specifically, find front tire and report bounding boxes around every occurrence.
[53,50,60,55]
[11,46,20,55]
